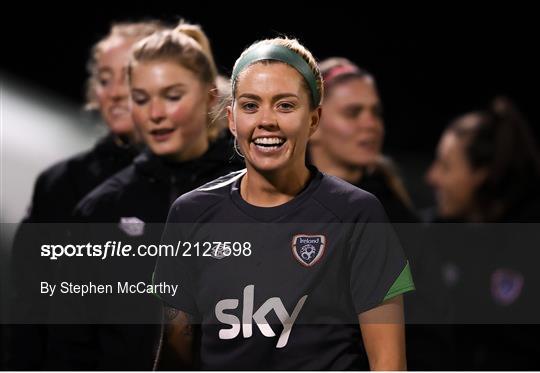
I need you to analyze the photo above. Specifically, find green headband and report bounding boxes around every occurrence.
[232,44,320,106]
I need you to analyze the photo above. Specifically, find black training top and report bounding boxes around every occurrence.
[22,134,139,223]
[154,166,414,370]
[6,134,138,370]
[46,135,244,371]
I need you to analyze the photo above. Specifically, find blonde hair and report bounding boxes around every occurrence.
[128,21,217,85]
[231,37,323,109]
[85,21,165,110]
[127,21,220,141]
[209,75,233,141]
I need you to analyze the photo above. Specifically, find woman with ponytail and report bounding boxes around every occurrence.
[425,98,540,369]
[47,21,243,370]
[427,97,540,222]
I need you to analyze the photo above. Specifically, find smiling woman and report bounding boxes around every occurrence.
[225,40,323,206]
[154,37,415,370]
[230,62,317,189]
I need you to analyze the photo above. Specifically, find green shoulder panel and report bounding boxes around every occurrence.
[383,261,415,301]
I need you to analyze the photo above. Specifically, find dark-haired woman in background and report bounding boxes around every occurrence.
[426,97,540,369]
[427,97,540,222]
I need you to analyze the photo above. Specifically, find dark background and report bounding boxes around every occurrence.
[2,3,538,208]
[1,5,539,368]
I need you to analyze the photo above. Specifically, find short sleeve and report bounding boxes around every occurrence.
[153,205,199,316]
[348,195,415,314]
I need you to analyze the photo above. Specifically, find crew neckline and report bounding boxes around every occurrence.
[230,165,323,222]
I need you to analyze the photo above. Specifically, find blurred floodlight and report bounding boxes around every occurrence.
[1,74,103,229]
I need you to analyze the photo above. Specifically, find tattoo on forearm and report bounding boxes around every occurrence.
[164,307,194,338]
[165,306,179,321]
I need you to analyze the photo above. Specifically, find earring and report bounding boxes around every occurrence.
[233,137,245,159]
